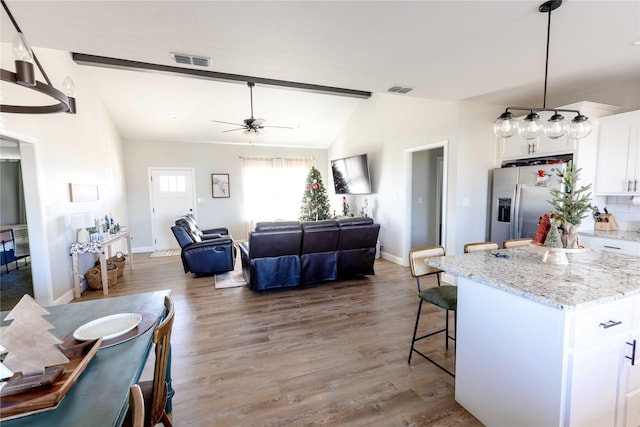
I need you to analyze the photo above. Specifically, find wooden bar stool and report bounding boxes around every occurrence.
[503,238,532,249]
[463,241,498,253]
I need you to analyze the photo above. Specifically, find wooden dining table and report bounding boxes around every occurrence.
[1,290,171,427]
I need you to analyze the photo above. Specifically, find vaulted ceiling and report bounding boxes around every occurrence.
[1,1,638,147]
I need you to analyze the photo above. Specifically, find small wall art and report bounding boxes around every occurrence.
[211,174,230,198]
[69,183,99,202]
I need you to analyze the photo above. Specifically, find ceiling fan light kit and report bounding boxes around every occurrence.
[0,0,76,114]
[211,81,294,136]
[493,0,592,141]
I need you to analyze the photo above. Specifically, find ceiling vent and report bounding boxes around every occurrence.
[387,86,413,94]
[170,52,211,68]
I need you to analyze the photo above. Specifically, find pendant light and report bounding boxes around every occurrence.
[493,0,591,141]
[0,0,76,114]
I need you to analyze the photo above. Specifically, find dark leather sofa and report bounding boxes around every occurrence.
[239,217,380,291]
[171,214,236,276]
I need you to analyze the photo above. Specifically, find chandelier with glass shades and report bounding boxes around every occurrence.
[493,0,591,141]
[0,0,76,114]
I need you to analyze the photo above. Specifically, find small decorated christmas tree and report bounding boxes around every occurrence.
[543,223,563,248]
[549,161,595,227]
[299,166,331,221]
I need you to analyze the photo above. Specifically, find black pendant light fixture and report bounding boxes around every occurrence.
[493,0,591,140]
[0,0,76,114]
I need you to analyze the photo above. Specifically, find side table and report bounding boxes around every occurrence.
[70,231,134,298]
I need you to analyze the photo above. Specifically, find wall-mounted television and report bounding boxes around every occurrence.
[331,154,372,194]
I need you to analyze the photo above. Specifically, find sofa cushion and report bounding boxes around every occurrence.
[254,221,302,232]
[337,217,374,227]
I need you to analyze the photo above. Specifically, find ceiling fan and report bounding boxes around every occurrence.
[211,82,294,135]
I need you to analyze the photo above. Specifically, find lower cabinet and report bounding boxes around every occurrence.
[618,334,640,427]
[578,235,640,257]
[455,277,639,426]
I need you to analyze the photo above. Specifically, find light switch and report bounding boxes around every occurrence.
[462,197,470,207]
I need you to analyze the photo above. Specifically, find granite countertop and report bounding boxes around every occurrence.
[427,246,640,311]
[578,229,640,242]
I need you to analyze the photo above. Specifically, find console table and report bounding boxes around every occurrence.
[70,231,133,298]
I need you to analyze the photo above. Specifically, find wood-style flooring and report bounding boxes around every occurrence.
[75,254,482,426]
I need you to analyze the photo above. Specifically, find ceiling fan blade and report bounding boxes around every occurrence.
[222,127,247,133]
[211,119,244,126]
[263,125,295,130]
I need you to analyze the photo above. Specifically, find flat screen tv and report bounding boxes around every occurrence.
[331,154,372,194]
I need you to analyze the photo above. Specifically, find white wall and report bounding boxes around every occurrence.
[1,44,127,305]
[328,93,499,262]
[123,140,328,250]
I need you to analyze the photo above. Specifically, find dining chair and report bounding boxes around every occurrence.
[463,241,499,253]
[408,246,457,377]
[503,238,532,249]
[129,384,145,427]
[129,295,175,427]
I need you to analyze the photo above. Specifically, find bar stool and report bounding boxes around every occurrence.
[463,241,498,253]
[408,246,457,377]
[503,238,532,249]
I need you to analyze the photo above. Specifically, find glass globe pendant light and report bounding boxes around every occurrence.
[493,111,519,138]
[544,111,569,139]
[519,111,542,140]
[492,1,592,142]
[568,113,593,139]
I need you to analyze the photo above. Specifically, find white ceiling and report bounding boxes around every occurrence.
[1,1,639,148]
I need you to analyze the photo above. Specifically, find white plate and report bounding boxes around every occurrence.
[73,313,142,342]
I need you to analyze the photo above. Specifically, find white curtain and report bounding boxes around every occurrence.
[242,157,311,236]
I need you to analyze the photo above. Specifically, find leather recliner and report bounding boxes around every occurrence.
[336,217,380,278]
[300,219,340,285]
[171,215,236,276]
[239,221,302,291]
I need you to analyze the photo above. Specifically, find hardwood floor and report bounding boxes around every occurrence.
[76,254,482,426]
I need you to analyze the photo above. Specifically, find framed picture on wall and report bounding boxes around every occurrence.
[211,174,230,198]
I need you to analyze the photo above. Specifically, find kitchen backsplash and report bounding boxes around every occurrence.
[604,196,640,232]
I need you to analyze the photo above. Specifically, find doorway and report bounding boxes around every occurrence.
[149,168,196,250]
[0,137,37,309]
[405,141,448,264]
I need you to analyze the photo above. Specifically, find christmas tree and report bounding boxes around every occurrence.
[548,161,595,226]
[299,166,331,221]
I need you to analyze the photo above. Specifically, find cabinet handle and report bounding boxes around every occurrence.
[599,320,622,329]
[603,245,621,250]
[627,340,637,366]
[629,180,634,192]
[635,180,638,192]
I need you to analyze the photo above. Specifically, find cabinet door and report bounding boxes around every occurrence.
[567,337,626,427]
[619,336,639,427]
[595,112,640,195]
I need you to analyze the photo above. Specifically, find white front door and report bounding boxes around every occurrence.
[150,168,196,250]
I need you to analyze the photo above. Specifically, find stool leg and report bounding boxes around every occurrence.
[408,299,423,364]
[445,309,450,349]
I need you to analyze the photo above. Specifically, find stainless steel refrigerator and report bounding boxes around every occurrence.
[490,163,566,245]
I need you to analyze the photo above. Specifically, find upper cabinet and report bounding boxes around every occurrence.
[498,109,574,160]
[595,110,640,195]
[497,102,619,162]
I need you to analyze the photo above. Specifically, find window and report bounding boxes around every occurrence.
[158,175,186,193]
[242,157,311,224]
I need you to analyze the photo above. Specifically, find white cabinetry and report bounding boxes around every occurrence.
[595,110,640,195]
[578,235,640,257]
[455,277,640,427]
[618,296,640,427]
[496,102,618,163]
[498,110,574,160]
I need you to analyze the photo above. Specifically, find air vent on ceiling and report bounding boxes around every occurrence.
[387,86,413,94]
[170,52,211,67]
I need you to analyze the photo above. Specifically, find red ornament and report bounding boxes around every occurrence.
[538,170,545,178]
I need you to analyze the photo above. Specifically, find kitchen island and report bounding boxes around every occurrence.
[427,246,640,427]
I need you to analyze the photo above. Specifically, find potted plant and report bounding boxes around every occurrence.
[548,161,596,249]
